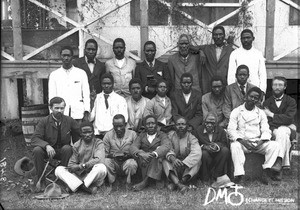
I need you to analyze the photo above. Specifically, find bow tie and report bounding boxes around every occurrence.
[275,97,282,101]
[87,60,95,64]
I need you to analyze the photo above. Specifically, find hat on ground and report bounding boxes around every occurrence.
[14,156,36,177]
[211,174,235,189]
[34,183,69,200]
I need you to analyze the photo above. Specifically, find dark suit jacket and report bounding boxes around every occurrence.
[192,125,228,148]
[223,82,256,121]
[130,131,171,158]
[200,44,234,94]
[170,89,203,129]
[31,115,80,149]
[73,57,106,94]
[263,94,297,131]
[134,59,171,99]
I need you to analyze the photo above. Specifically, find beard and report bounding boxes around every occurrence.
[273,90,284,98]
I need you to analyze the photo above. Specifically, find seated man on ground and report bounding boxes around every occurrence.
[202,76,227,128]
[103,114,138,190]
[228,87,281,185]
[31,97,80,192]
[55,122,107,194]
[263,76,297,178]
[126,78,149,132]
[171,73,203,131]
[130,115,171,191]
[144,80,172,126]
[192,112,230,183]
[163,117,202,193]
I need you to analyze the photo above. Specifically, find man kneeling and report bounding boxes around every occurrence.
[55,122,107,194]
[228,87,281,185]
[130,115,171,191]
[163,117,202,193]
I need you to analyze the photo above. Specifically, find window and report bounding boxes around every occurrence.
[289,0,300,25]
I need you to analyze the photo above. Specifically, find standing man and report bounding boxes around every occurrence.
[103,114,138,190]
[55,122,107,194]
[135,41,171,99]
[202,76,226,128]
[144,80,172,126]
[198,25,234,94]
[168,34,202,93]
[163,117,202,193]
[49,46,90,122]
[228,87,281,185]
[263,77,297,176]
[130,115,171,191]
[227,29,267,93]
[73,39,106,107]
[31,97,80,192]
[90,73,128,139]
[126,78,149,132]
[171,73,202,131]
[223,65,256,125]
[106,38,136,98]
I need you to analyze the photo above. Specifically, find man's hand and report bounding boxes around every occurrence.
[253,140,266,150]
[173,158,184,168]
[66,165,81,173]
[45,145,56,159]
[202,144,212,152]
[238,139,256,151]
[82,111,90,122]
[263,108,274,118]
[90,90,97,102]
[139,152,155,163]
[199,50,206,65]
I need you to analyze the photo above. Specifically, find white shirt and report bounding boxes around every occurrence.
[116,58,125,68]
[90,91,128,134]
[85,56,95,73]
[145,59,155,67]
[227,46,267,93]
[48,66,90,119]
[147,133,156,144]
[275,94,284,108]
[183,92,191,104]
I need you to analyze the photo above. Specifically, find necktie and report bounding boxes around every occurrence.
[87,59,95,64]
[104,94,109,109]
[240,85,245,96]
[149,62,153,68]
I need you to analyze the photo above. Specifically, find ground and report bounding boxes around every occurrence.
[0,120,299,210]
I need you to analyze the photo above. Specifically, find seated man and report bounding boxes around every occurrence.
[144,80,172,126]
[263,76,297,176]
[103,114,138,190]
[223,65,256,125]
[126,78,149,132]
[202,76,226,128]
[163,117,201,193]
[192,113,230,182]
[90,73,128,139]
[55,122,107,194]
[130,115,171,191]
[171,73,202,131]
[31,97,80,192]
[228,87,281,185]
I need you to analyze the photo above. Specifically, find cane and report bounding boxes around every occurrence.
[36,160,49,191]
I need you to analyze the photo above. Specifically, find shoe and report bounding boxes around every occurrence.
[271,158,282,172]
[156,180,165,190]
[167,183,176,191]
[261,169,271,185]
[79,184,95,194]
[91,186,97,195]
[233,175,243,184]
[177,182,188,194]
[272,171,282,181]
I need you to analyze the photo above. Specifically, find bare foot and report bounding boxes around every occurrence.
[132,178,148,191]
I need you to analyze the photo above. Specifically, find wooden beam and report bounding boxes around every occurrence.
[78,29,84,57]
[1,51,15,61]
[28,0,80,27]
[280,0,300,11]
[265,0,276,60]
[178,3,241,7]
[274,46,300,61]
[11,0,23,60]
[140,0,149,60]
[23,28,79,60]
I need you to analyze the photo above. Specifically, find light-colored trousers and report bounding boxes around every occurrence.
[231,140,280,177]
[273,126,294,167]
[55,163,107,192]
[104,158,138,184]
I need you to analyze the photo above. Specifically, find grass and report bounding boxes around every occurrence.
[0,126,299,210]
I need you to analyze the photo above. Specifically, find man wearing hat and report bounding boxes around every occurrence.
[192,112,230,183]
[31,97,80,192]
[163,117,202,193]
[55,122,107,194]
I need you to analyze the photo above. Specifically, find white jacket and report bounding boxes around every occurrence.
[48,66,90,119]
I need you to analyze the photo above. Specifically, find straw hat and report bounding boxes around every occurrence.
[211,175,235,189]
[14,156,36,177]
[35,183,69,200]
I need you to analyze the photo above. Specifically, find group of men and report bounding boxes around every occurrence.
[30,25,297,195]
